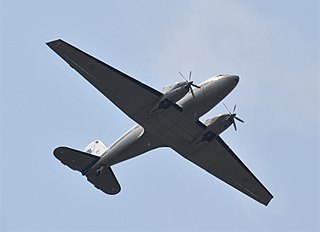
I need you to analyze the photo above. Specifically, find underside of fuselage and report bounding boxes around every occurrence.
[93,74,239,169]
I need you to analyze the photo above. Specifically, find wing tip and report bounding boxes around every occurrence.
[261,194,274,206]
[46,39,64,50]
[53,146,65,159]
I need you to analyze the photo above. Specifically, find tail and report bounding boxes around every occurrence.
[53,140,121,195]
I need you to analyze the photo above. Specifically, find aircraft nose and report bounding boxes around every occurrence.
[230,75,239,83]
[234,75,239,83]
[223,75,239,86]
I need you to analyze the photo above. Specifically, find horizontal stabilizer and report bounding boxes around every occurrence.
[86,167,121,195]
[54,147,99,173]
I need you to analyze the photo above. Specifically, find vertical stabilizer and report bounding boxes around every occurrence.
[84,140,108,157]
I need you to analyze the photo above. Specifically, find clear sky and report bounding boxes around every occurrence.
[1,1,319,231]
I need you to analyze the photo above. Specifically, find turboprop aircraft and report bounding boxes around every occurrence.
[47,39,273,206]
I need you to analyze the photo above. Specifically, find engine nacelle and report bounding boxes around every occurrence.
[193,114,234,144]
[150,81,190,114]
[162,81,190,102]
[204,114,234,135]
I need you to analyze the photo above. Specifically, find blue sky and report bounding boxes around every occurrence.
[1,1,319,231]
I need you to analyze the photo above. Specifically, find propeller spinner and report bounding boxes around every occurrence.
[179,71,201,98]
[223,103,244,131]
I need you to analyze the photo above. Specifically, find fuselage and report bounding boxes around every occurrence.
[91,74,239,170]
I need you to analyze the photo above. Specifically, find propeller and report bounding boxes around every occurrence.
[179,71,201,97]
[223,103,244,131]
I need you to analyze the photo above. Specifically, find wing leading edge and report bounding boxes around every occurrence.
[46,39,163,126]
[183,135,273,206]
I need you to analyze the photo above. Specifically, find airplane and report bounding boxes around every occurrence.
[47,39,273,206]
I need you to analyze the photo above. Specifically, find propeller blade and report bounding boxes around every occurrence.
[235,116,244,123]
[179,72,187,81]
[223,103,244,131]
[191,83,201,88]
[223,103,231,114]
[190,87,195,98]
[179,71,200,96]
[233,120,237,131]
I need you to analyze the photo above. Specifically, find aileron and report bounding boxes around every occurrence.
[185,136,273,206]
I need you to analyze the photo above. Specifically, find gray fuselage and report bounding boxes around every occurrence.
[91,75,239,170]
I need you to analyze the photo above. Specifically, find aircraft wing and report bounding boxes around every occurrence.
[184,136,273,206]
[47,39,164,125]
